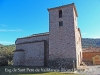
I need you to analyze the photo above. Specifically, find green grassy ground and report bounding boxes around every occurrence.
[0,66,79,75]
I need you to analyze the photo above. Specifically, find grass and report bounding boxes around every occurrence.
[0,66,79,75]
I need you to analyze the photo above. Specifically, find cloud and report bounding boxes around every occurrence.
[0,29,23,32]
[0,41,14,45]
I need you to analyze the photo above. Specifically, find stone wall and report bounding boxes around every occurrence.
[16,33,49,44]
[73,5,82,67]
[13,51,25,66]
[83,48,100,65]
[17,41,44,66]
[14,34,49,66]
[48,4,79,68]
[49,4,76,59]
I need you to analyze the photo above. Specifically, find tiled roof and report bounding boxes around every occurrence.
[27,32,49,37]
[82,48,100,52]
[17,32,49,39]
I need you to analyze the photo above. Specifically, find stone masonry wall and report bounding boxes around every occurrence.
[16,41,44,66]
[13,51,25,66]
[16,34,49,44]
[73,7,82,67]
[48,4,77,68]
[14,34,49,66]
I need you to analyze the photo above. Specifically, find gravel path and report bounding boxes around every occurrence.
[77,65,100,75]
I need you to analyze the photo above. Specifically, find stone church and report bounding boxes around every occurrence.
[13,3,82,69]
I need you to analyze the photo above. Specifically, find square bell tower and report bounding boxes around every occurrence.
[48,3,82,69]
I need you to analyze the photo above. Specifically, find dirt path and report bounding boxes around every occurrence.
[77,65,100,75]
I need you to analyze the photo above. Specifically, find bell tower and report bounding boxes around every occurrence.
[48,3,82,69]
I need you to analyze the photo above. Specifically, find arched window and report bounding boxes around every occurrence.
[59,10,62,18]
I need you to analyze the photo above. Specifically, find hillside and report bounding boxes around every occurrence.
[0,44,15,51]
[82,38,100,48]
[0,44,15,66]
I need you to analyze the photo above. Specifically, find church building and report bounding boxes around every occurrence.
[13,3,82,69]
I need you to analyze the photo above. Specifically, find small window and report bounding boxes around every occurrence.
[59,21,63,26]
[59,10,62,18]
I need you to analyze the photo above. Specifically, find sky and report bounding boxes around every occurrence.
[0,0,100,45]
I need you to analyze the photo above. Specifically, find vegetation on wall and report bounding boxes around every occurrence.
[0,44,15,66]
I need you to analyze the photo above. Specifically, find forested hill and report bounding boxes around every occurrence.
[0,44,15,66]
[0,44,15,60]
[0,44,15,51]
[0,44,16,57]
[82,38,100,48]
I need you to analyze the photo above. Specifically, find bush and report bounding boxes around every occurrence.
[0,60,8,66]
[0,44,15,66]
